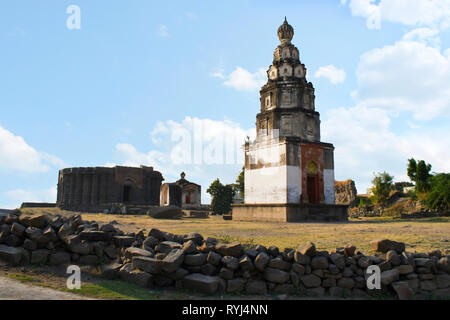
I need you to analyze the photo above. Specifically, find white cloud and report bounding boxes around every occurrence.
[343,0,450,30]
[353,40,450,120]
[0,125,65,173]
[114,117,255,203]
[322,105,450,193]
[213,67,266,92]
[3,187,57,209]
[402,27,440,47]
[314,65,347,84]
[157,25,170,38]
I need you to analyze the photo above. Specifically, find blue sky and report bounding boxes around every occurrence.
[1,0,449,208]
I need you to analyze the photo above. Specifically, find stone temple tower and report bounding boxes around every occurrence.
[232,18,348,222]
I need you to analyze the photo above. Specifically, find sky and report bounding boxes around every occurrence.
[1,0,449,208]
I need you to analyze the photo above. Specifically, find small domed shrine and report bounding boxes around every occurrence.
[232,18,348,222]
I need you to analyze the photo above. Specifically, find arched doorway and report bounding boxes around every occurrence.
[122,178,137,203]
[306,161,319,204]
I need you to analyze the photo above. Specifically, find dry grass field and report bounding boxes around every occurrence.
[21,207,450,255]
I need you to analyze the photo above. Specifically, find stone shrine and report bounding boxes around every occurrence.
[232,18,348,222]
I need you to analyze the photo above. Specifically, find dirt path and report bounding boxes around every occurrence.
[0,276,93,300]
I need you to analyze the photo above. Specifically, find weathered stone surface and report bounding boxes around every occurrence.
[219,267,234,280]
[184,253,207,266]
[371,239,405,253]
[322,278,336,288]
[25,227,42,241]
[19,214,48,228]
[297,242,316,256]
[113,236,135,247]
[291,263,306,275]
[200,263,217,276]
[23,239,37,251]
[132,256,163,274]
[119,263,152,288]
[79,230,112,242]
[306,287,325,297]
[0,244,23,265]
[358,256,371,268]
[330,286,347,297]
[143,236,159,250]
[300,274,321,288]
[437,256,450,273]
[420,280,437,291]
[294,251,311,265]
[386,250,401,266]
[254,252,270,271]
[207,251,222,266]
[5,234,21,247]
[31,249,50,264]
[381,269,400,285]
[344,245,356,257]
[436,274,450,289]
[162,249,184,273]
[156,241,182,253]
[239,256,255,271]
[125,247,153,260]
[10,222,25,237]
[268,257,291,271]
[182,273,219,294]
[414,258,434,269]
[101,262,122,279]
[181,240,197,254]
[222,256,239,271]
[245,280,267,295]
[337,277,355,289]
[67,235,92,255]
[274,284,294,294]
[330,253,345,269]
[263,267,289,284]
[104,244,119,259]
[311,256,328,269]
[79,255,100,265]
[49,252,71,265]
[214,242,242,257]
[397,264,414,275]
[227,278,246,293]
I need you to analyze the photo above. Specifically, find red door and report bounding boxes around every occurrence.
[307,176,319,204]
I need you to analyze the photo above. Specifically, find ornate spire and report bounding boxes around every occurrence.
[277,17,294,45]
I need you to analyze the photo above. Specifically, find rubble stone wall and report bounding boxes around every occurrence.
[0,211,449,300]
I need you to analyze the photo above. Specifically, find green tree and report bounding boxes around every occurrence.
[407,158,417,182]
[424,173,450,212]
[235,166,244,197]
[407,158,432,193]
[370,171,394,205]
[207,179,236,215]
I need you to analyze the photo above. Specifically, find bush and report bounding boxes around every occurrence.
[370,171,394,205]
[424,173,450,212]
[207,179,236,215]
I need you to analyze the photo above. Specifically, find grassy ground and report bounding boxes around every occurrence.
[21,207,450,254]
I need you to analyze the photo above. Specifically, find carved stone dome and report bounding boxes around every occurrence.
[277,17,294,45]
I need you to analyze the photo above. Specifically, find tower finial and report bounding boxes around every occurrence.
[277,17,294,44]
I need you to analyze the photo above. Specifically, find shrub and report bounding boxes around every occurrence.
[370,171,394,205]
[207,179,236,215]
[424,173,450,212]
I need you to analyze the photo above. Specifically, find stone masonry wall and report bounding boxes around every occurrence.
[0,211,449,299]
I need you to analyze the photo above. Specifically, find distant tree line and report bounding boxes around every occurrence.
[369,158,449,212]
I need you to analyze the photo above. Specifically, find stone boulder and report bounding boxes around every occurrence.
[182,273,219,294]
[263,268,289,284]
[297,242,316,256]
[371,239,405,253]
[0,244,24,265]
[132,256,163,274]
[214,242,242,257]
